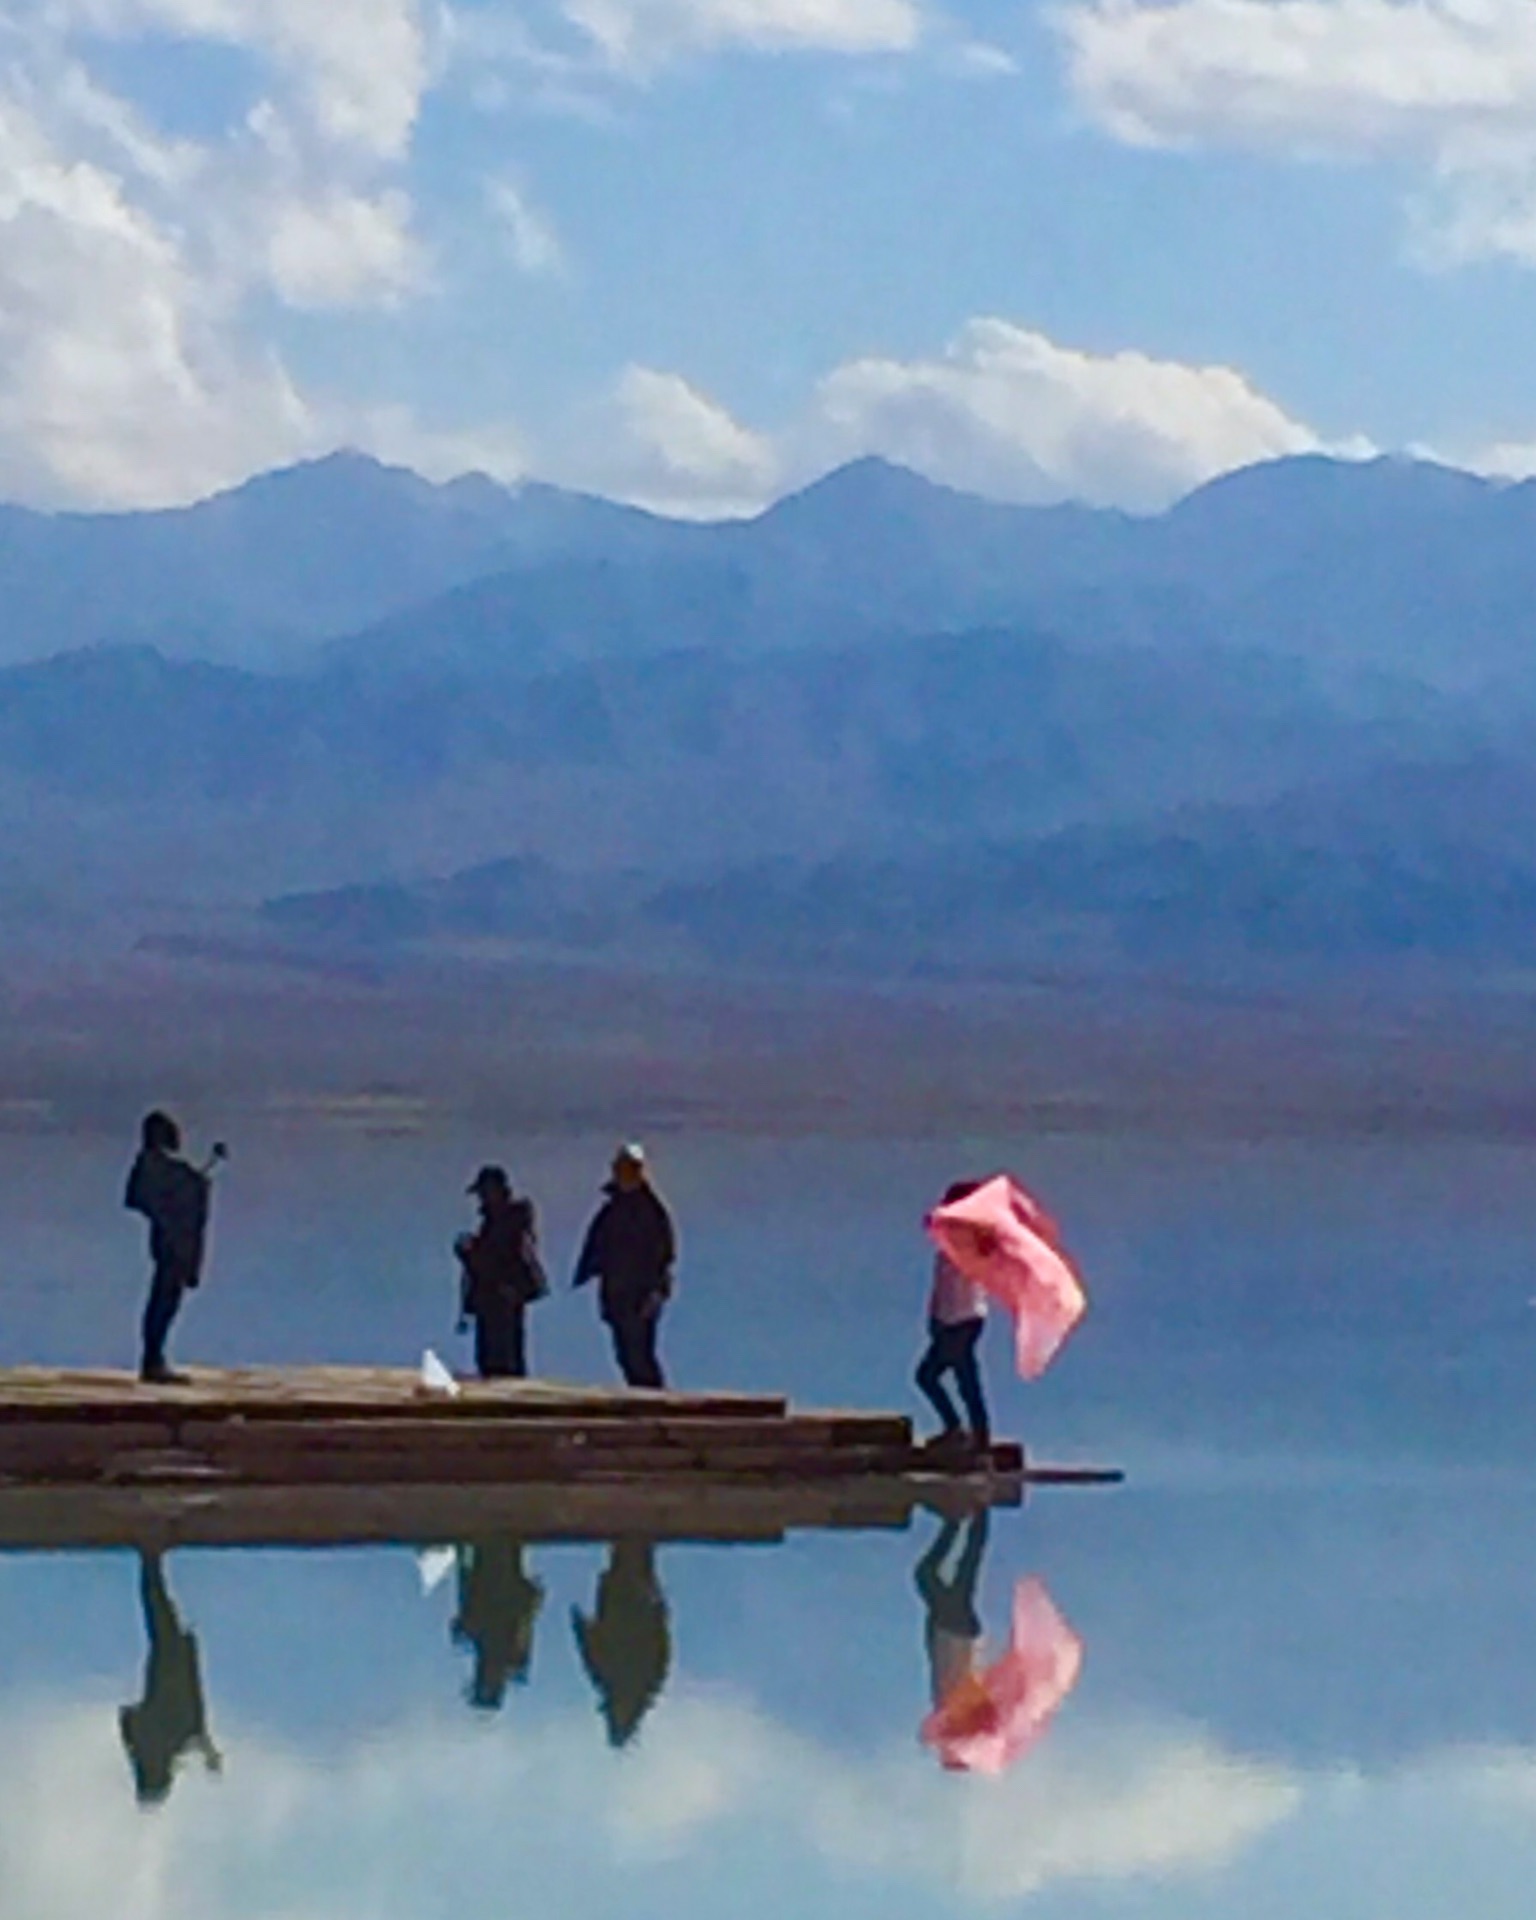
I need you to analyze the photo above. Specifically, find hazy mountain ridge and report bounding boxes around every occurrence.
[256,747,1536,980]
[2,447,1534,984]
[0,623,1437,908]
[4,448,1536,693]
[320,452,1536,691]
[0,452,679,669]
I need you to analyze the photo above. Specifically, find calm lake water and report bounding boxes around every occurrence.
[4,1124,1536,1917]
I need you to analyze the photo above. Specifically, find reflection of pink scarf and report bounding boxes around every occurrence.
[925,1174,1087,1378]
[920,1579,1084,1775]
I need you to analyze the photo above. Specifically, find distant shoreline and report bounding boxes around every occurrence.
[3,949,1534,1143]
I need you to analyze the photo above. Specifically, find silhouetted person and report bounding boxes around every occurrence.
[124,1111,224,1384]
[119,1551,221,1806]
[574,1144,676,1389]
[451,1537,544,1712]
[915,1510,990,1712]
[915,1179,991,1452]
[572,1539,671,1748]
[455,1166,547,1380]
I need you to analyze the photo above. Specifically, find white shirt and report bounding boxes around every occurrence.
[928,1253,988,1325]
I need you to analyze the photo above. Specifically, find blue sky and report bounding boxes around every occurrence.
[6,0,1536,514]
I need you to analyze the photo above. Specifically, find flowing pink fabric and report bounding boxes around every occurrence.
[925,1173,1087,1379]
[920,1577,1084,1774]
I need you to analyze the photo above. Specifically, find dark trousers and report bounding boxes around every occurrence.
[607,1305,665,1389]
[475,1306,527,1380]
[915,1317,990,1442]
[140,1262,188,1374]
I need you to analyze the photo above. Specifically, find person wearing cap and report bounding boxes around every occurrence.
[455,1166,547,1380]
[573,1144,677,1390]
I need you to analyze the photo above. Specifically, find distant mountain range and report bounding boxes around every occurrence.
[5,446,1536,686]
[4,447,1536,983]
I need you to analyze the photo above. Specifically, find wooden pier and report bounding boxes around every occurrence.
[0,1367,1120,1550]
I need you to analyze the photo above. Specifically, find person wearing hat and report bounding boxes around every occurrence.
[455,1166,547,1380]
[573,1144,677,1389]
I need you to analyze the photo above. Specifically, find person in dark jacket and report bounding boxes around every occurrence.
[119,1550,222,1806]
[573,1144,676,1390]
[455,1166,547,1380]
[124,1110,222,1385]
[571,1538,671,1748]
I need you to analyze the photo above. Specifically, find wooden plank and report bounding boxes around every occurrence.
[0,1423,177,1475]
[0,1368,790,1423]
[0,1368,1078,1510]
[175,1413,911,1451]
[1023,1464,1124,1486]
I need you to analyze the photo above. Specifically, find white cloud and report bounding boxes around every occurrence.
[554,0,921,72]
[551,364,783,516]
[949,40,1019,78]
[799,318,1330,509]
[264,187,422,309]
[0,2,450,503]
[558,320,1335,517]
[48,0,434,160]
[486,177,568,278]
[0,1688,1301,1920]
[0,92,321,507]
[1058,0,1536,265]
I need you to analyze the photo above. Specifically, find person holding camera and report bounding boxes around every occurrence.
[124,1110,225,1385]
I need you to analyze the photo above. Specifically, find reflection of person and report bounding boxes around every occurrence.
[917,1516,1084,1775]
[119,1551,222,1806]
[915,1180,991,1452]
[571,1539,671,1748]
[452,1538,544,1711]
[915,1510,990,1713]
[455,1166,547,1380]
[124,1110,223,1384]
[573,1145,677,1390]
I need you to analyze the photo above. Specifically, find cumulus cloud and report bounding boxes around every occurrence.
[556,321,1335,517]
[1058,0,1536,265]
[47,0,434,159]
[551,364,783,516]
[0,91,321,507]
[799,318,1329,510]
[263,187,422,309]
[0,2,447,503]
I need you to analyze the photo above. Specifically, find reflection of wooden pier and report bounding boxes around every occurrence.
[0,1367,1120,1550]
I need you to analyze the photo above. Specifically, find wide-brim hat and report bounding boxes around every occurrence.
[467,1164,511,1196]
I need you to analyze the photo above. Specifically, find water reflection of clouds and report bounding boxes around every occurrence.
[0,1690,1301,1920]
